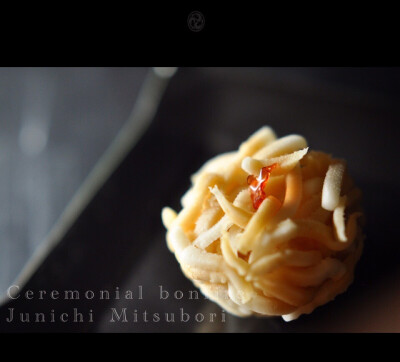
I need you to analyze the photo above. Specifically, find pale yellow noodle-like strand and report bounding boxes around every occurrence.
[248,249,322,276]
[254,278,315,307]
[254,218,299,259]
[271,218,360,252]
[220,231,249,276]
[209,185,253,229]
[253,134,308,160]
[238,126,277,158]
[322,162,346,211]
[191,152,236,184]
[166,224,192,257]
[245,294,297,316]
[270,164,303,222]
[194,127,277,187]
[333,196,347,242]
[263,175,286,202]
[223,265,255,304]
[176,172,224,232]
[161,207,177,230]
[232,188,254,213]
[193,215,232,249]
[194,205,223,236]
[277,257,346,287]
[237,196,281,254]
[181,266,227,284]
[224,224,244,254]
[179,245,224,272]
[196,281,253,317]
[241,147,308,176]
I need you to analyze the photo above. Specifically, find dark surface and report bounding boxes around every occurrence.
[0,67,399,332]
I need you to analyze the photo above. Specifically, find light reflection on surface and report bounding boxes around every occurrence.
[0,67,148,293]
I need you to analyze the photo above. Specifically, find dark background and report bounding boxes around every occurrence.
[0,67,399,332]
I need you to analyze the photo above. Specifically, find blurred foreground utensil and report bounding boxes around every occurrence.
[0,67,177,304]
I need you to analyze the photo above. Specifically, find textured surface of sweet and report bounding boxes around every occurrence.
[162,127,364,321]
